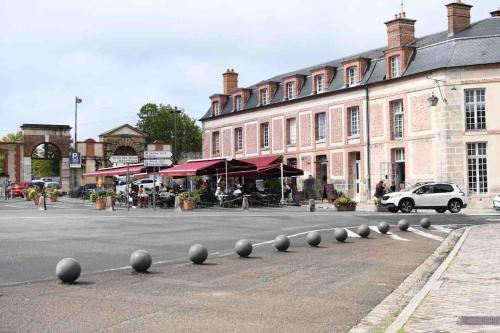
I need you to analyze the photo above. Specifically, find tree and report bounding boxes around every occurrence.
[0,131,23,142]
[136,103,202,162]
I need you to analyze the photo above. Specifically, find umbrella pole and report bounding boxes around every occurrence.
[280,163,285,204]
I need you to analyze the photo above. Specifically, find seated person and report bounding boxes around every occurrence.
[215,186,224,203]
[233,186,243,197]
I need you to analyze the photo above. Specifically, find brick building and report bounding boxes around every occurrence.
[200,2,500,207]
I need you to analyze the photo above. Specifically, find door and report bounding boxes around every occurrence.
[354,160,361,201]
[413,185,434,207]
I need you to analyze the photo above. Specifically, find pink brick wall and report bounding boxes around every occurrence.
[272,119,283,151]
[300,113,312,147]
[370,103,384,137]
[245,124,257,154]
[411,94,432,132]
[222,128,231,157]
[370,144,385,181]
[300,155,312,173]
[332,152,344,176]
[202,132,210,158]
[330,107,343,143]
[411,139,432,175]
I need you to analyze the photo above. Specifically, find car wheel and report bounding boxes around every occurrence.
[448,199,462,213]
[388,207,399,213]
[435,208,446,213]
[399,199,414,214]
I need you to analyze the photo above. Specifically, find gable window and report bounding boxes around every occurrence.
[234,128,243,151]
[315,113,326,141]
[286,118,297,145]
[286,82,295,99]
[315,74,325,93]
[467,142,488,194]
[234,95,242,111]
[212,101,220,116]
[260,123,270,149]
[212,131,220,155]
[465,89,486,130]
[260,88,269,105]
[392,100,404,139]
[348,106,360,137]
[390,56,401,78]
[348,67,358,86]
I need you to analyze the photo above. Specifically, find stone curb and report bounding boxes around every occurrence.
[349,227,465,333]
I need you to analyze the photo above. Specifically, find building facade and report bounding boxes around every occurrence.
[200,3,500,207]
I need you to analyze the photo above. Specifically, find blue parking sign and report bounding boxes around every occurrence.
[69,152,81,168]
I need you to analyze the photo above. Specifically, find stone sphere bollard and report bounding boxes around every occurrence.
[274,235,290,252]
[235,239,253,257]
[189,244,208,264]
[130,249,152,272]
[377,221,390,234]
[420,218,431,229]
[334,228,348,242]
[357,224,370,238]
[398,219,410,231]
[306,231,321,247]
[56,258,81,283]
[309,199,316,212]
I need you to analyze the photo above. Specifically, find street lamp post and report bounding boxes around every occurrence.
[172,106,183,163]
[74,97,82,148]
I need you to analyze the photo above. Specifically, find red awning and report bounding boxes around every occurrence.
[83,164,144,177]
[159,159,256,177]
[228,155,303,178]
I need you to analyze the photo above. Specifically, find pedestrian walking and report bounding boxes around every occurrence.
[2,178,11,200]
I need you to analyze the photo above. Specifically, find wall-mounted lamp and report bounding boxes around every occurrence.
[428,93,439,107]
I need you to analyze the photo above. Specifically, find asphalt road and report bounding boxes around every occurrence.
[0,197,495,286]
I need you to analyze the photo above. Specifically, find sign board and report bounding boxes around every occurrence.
[69,152,81,168]
[109,155,139,164]
[144,151,172,159]
[144,159,173,167]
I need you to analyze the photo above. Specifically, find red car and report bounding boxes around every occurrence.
[10,182,34,197]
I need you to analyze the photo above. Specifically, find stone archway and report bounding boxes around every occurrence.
[114,145,137,156]
[31,143,62,178]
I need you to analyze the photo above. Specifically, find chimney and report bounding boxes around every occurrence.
[223,69,238,95]
[491,8,500,17]
[384,12,416,49]
[446,1,473,36]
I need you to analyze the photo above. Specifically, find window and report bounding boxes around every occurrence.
[315,113,326,141]
[287,158,298,169]
[390,55,401,78]
[212,101,220,116]
[260,88,269,105]
[0,151,5,175]
[212,132,220,154]
[315,74,324,93]
[286,82,295,99]
[260,123,269,149]
[234,95,242,111]
[348,106,360,136]
[234,128,243,151]
[433,184,454,193]
[465,89,486,130]
[286,118,297,145]
[392,100,404,139]
[348,67,358,86]
[467,142,488,194]
[395,148,405,162]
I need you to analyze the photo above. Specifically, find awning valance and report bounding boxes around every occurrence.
[158,158,256,177]
[83,164,144,178]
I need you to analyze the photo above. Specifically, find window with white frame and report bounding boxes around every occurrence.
[286,118,297,145]
[465,89,486,130]
[348,106,360,136]
[260,123,269,148]
[234,128,243,151]
[212,132,220,154]
[394,148,405,162]
[315,113,326,141]
[315,74,324,93]
[392,100,404,139]
[467,142,488,194]
[234,95,242,111]
[348,67,358,86]
[212,101,220,116]
[260,88,269,105]
[390,55,401,78]
[286,82,295,99]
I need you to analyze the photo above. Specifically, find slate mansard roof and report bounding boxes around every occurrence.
[201,17,500,121]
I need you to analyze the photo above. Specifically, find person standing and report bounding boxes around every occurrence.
[3,178,11,200]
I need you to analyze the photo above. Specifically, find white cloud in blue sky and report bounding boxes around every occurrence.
[0,0,497,139]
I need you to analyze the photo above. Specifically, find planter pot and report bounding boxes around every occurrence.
[335,204,356,212]
[49,194,58,202]
[182,199,194,211]
[96,198,107,210]
[33,195,40,206]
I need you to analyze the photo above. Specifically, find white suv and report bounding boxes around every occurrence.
[381,182,468,214]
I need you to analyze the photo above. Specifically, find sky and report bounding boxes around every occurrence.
[1,0,498,140]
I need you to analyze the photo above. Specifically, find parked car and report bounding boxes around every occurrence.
[381,182,467,214]
[494,194,500,211]
[44,182,60,189]
[134,179,161,191]
[10,182,33,197]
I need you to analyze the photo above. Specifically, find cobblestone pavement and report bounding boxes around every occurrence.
[404,224,500,332]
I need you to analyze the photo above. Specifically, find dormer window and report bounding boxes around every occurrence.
[234,95,242,111]
[212,101,220,116]
[286,82,295,100]
[348,67,358,86]
[260,88,269,105]
[315,75,325,93]
[390,56,401,78]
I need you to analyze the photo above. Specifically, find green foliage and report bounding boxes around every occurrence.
[28,188,39,200]
[336,196,357,207]
[179,190,201,203]
[0,131,23,142]
[46,188,61,196]
[136,103,202,162]
[32,160,60,177]
[89,192,97,202]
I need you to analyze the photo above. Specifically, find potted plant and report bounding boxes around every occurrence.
[47,188,61,202]
[22,189,31,201]
[179,191,201,210]
[28,188,40,205]
[334,196,357,212]
[94,190,108,210]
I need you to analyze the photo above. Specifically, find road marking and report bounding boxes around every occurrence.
[4,204,22,208]
[345,229,361,238]
[369,226,410,241]
[408,227,444,241]
[369,226,381,234]
[432,225,452,234]
[487,219,500,222]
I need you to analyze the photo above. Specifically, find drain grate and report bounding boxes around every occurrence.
[459,316,500,325]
